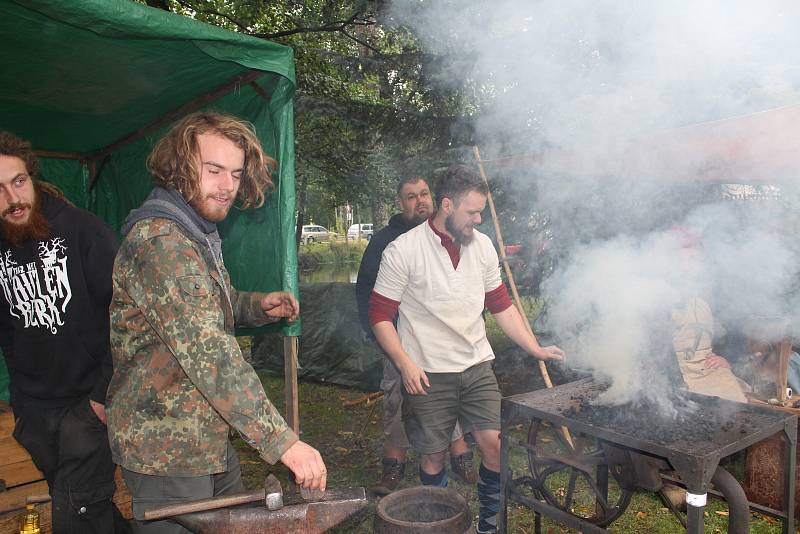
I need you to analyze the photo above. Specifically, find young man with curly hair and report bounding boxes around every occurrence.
[106,112,326,533]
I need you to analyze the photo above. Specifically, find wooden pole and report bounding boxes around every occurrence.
[472,145,556,388]
[284,336,300,433]
[778,320,792,404]
[249,81,272,102]
[472,145,574,447]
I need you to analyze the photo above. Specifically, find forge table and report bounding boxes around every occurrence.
[499,379,797,534]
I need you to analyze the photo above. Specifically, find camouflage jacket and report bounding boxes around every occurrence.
[106,218,298,476]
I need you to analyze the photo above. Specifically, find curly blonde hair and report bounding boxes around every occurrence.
[147,112,276,209]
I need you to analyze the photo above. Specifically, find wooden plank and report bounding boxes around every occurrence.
[0,438,32,466]
[0,481,49,512]
[0,402,13,440]
[0,460,43,489]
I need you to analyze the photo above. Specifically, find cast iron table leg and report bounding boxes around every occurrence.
[686,492,706,534]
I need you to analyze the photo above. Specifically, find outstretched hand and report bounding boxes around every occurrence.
[280,440,327,490]
[534,345,566,362]
[260,291,300,322]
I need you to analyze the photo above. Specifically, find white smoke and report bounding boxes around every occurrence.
[386,0,800,150]
[387,0,800,407]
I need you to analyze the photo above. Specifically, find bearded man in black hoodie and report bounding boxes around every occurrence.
[0,131,126,533]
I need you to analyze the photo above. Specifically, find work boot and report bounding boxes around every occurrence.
[372,458,405,495]
[450,451,478,484]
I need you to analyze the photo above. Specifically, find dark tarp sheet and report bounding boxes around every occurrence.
[253,283,384,391]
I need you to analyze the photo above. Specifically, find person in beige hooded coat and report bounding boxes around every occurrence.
[671,230,747,403]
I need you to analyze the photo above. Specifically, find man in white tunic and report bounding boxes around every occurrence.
[369,164,564,533]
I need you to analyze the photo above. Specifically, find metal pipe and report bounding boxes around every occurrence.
[711,467,749,534]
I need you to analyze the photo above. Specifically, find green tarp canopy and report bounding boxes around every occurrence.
[0,0,301,401]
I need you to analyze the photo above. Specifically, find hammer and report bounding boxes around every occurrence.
[143,474,283,521]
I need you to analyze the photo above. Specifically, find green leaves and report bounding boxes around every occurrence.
[136,0,483,223]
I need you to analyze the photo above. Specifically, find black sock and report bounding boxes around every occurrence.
[477,463,500,532]
[419,467,448,487]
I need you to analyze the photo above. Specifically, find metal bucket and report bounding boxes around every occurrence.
[374,486,471,534]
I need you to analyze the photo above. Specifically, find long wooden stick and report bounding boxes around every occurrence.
[342,392,384,407]
[472,145,574,448]
[284,335,300,433]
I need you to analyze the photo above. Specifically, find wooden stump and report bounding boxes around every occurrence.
[744,429,800,517]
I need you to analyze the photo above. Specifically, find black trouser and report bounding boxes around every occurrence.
[12,398,129,534]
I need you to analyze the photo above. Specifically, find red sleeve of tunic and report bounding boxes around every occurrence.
[369,290,400,325]
[485,282,513,314]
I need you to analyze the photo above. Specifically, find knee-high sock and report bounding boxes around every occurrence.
[477,463,500,532]
[419,467,448,487]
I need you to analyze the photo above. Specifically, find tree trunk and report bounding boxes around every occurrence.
[371,196,389,230]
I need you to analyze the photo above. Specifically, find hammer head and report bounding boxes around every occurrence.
[264,474,283,511]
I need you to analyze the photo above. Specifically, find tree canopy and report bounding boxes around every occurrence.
[138,0,482,233]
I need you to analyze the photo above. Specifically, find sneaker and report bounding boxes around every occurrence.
[450,451,478,484]
[372,458,405,495]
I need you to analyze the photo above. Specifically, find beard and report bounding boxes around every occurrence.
[0,200,51,247]
[445,212,473,245]
[410,210,431,225]
[189,195,233,223]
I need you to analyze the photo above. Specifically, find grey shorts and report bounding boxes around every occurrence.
[382,358,463,449]
[402,361,500,454]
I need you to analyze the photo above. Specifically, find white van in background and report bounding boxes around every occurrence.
[347,223,373,240]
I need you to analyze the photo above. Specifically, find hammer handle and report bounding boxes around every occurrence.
[144,489,264,520]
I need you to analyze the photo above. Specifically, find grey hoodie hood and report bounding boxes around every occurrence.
[121,186,232,310]
[121,186,217,241]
